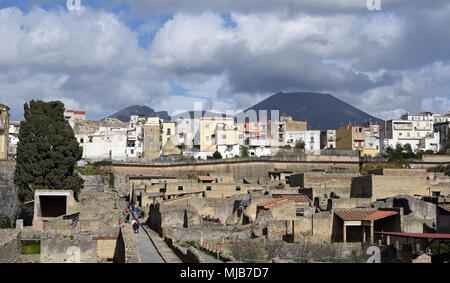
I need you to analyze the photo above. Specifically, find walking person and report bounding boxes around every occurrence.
[133,221,139,234]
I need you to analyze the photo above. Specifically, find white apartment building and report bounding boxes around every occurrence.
[8,121,20,158]
[434,121,449,150]
[64,110,86,128]
[320,130,336,149]
[284,130,321,154]
[75,120,128,161]
[173,116,201,150]
[382,118,440,153]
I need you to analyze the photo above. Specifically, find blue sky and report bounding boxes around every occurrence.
[0,0,448,121]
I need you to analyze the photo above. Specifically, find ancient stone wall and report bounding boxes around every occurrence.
[167,224,252,242]
[111,161,359,180]
[115,224,140,263]
[368,168,427,177]
[0,171,19,222]
[40,233,97,263]
[164,237,205,263]
[0,229,20,263]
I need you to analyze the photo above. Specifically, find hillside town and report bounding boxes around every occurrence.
[3,104,449,162]
[1,101,449,264]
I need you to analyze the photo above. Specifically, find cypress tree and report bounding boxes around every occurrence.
[14,100,84,223]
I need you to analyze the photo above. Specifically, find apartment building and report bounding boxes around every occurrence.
[381,116,440,153]
[64,110,86,128]
[320,130,336,149]
[0,104,10,160]
[8,121,20,159]
[74,120,129,161]
[200,117,239,158]
[173,116,201,150]
[336,125,366,155]
[284,130,321,154]
[433,121,449,150]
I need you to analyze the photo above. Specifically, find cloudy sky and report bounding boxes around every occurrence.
[0,0,449,121]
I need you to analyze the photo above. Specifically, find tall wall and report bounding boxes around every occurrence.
[112,161,359,180]
[290,172,357,189]
[0,171,19,221]
[0,229,21,263]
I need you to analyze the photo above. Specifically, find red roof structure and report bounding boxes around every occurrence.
[335,210,398,221]
[258,197,293,209]
[375,232,450,240]
[66,110,86,115]
[281,194,310,203]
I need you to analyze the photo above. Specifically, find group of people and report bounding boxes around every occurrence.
[201,215,221,224]
[124,203,142,234]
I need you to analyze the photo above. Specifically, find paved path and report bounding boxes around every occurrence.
[135,226,165,263]
[141,226,183,263]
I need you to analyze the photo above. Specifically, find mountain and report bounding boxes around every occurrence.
[106,105,171,122]
[245,92,383,130]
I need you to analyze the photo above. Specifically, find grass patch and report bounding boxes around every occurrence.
[21,240,40,255]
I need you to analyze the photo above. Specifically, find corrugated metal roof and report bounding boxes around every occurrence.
[335,210,398,221]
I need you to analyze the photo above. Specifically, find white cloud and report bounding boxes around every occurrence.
[0,6,170,120]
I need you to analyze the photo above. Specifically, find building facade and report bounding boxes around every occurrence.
[64,110,86,128]
[0,104,10,160]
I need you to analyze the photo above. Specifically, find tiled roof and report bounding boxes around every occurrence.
[281,194,310,203]
[258,197,293,209]
[335,210,398,221]
[438,204,450,213]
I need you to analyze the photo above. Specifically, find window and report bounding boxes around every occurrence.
[80,138,84,144]
[89,137,93,143]
[206,186,212,191]
[206,124,210,129]
[178,186,183,191]
[222,134,226,139]
[131,149,134,154]
[235,186,241,191]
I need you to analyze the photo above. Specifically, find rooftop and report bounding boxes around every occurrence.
[335,209,398,221]
[438,204,450,213]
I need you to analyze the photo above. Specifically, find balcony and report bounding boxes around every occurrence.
[393,124,413,130]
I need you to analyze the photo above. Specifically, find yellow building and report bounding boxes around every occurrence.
[0,104,10,160]
[200,117,237,152]
[162,122,175,148]
[336,125,365,152]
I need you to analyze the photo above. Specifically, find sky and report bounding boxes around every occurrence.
[0,0,449,121]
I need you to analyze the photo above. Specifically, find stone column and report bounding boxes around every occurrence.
[370,223,374,244]
[343,223,347,243]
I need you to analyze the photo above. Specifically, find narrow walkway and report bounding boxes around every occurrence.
[141,226,183,263]
[135,226,165,263]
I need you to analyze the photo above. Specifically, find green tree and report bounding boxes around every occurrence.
[241,146,249,158]
[207,151,222,160]
[295,140,306,149]
[14,100,84,224]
